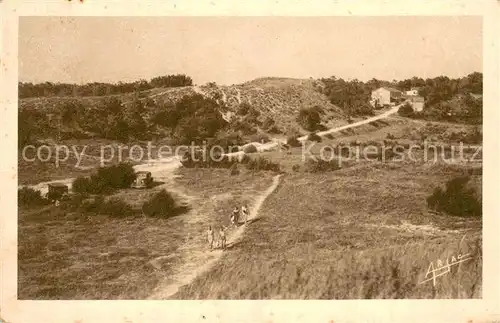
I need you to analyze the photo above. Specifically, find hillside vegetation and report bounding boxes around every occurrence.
[320,72,482,124]
[19,77,346,147]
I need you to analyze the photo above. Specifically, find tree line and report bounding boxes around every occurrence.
[19,93,228,147]
[319,72,482,123]
[18,74,193,98]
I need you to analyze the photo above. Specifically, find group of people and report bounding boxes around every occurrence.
[206,205,250,251]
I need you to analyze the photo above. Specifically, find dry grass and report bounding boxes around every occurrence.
[18,208,185,299]
[18,111,483,300]
[172,161,482,299]
[17,167,275,299]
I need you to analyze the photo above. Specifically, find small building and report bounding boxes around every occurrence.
[131,171,153,189]
[47,183,69,201]
[408,96,425,112]
[405,87,421,96]
[371,87,403,107]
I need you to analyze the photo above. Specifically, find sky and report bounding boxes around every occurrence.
[19,16,482,85]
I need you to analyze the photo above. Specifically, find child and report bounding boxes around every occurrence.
[219,226,227,250]
[207,226,215,250]
[230,206,240,226]
[241,205,249,224]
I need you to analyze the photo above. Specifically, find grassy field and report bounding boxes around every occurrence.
[171,161,482,299]
[17,114,483,300]
[17,166,275,299]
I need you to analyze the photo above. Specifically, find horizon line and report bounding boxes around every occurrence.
[18,70,483,87]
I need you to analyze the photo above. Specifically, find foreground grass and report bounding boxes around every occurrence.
[172,162,482,299]
[18,207,185,299]
[18,167,275,299]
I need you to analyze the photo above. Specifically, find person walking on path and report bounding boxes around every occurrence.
[230,206,239,226]
[207,226,215,250]
[241,205,249,224]
[218,226,227,250]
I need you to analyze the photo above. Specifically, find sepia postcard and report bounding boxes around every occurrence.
[1,0,499,322]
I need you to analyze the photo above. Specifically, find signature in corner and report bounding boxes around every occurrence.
[419,253,473,286]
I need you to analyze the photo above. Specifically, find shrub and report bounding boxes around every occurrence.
[243,144,258,153]
[463,127,482,144]
[237,103,251,116]
[72,163,137,195]
[214,132,244,152]
[244,156,280,172]
[297,108,321,131]
[231,119,257,135]
[427,176,481,217]
[386,133,396,140]
[262,116,276,130]
[304,158,341,173]
[292,164,301,172]
[308,132,322,142]
[100,198,134,217]
[398,103,414,117]
[72,176,92,194]
[18,187,49,207]
[287,136,302,147]
[325,134,334,140]
[268,125,281,134]
[142,189,177,218]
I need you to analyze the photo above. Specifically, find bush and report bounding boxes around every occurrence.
[297,108,321,131]
[267,125,281,134]
[308,132,322,142]
[244,156,280,172]
[142,189,177,218]
[287,136,302,147]
[262,116,276,130]
[292,164,301,172]
[243,144,258,153]
[214,132,244,153]
[398,103,414,117]
[72,176,92,194]
[70,194,134,217]
[427,176,481,217]
[237,103,251,116]
[231,119,257,135]
[100,198,134,217]
[72,163,137,195]
[304,158,341,173]
[18,187,49,207]
[249,133,271,143]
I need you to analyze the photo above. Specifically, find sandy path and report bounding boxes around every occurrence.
[147,174,282,299]
[223,105,402,159]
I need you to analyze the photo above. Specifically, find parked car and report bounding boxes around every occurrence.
[46,183,69,201]
[131,171,153,189]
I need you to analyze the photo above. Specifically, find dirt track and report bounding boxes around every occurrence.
[147,174,282,299]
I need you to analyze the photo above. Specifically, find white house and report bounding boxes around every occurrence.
[371,87,403,107]
[408,96,425,112]
[405,87,421,96]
